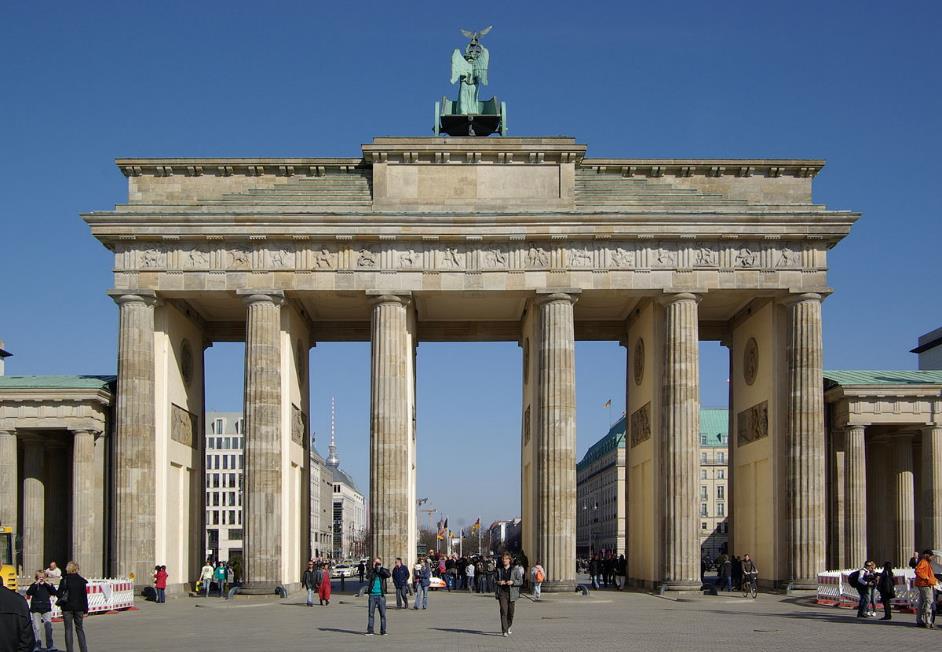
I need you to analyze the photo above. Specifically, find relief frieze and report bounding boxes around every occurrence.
[737,400,769,447]
[629,402,651,448]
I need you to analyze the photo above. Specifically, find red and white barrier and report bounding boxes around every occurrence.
[23,578,135,618]
[817,568,917,612]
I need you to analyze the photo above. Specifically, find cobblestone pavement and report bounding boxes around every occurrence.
[63,583,941,651]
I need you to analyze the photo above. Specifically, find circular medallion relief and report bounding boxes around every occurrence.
[633,338,645,386]
[180,339,194,388]
[743,337,759,386]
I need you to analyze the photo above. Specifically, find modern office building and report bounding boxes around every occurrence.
[205,412,244,563]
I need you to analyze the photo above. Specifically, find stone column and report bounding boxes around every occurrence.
[22,440,45,574]
[659,293,701,590]
[534,291,578,591]
[922,426,942,550]
[368,293,413,567]
[785,292,825,587]
[238,290,284,593]
[843,425,867,567]
[108,289,157,585]
[72,430,100,576]
[0,430,16,529]
[829,429,846,570]
[894,434,915,565]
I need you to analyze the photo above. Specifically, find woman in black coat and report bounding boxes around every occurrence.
[877,561,896,621]
[57,561,89,652]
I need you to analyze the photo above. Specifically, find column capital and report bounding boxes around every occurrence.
[366,290,412,307]
[535,288,580,305]
[237,289,285,306]
[657,291,703,306]
[107,289,157,306]
[780,291,827,306]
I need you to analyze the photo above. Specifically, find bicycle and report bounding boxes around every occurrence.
[742,573,758,599]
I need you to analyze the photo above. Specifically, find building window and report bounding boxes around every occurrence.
[717,502,725,517]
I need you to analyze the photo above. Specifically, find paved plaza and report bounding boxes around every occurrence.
[68,581,939,651]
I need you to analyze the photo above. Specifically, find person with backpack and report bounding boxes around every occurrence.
[876,561,896,621]
[852,560,877,618]
[531,562,545,600]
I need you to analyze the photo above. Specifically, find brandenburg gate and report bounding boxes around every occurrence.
[83,134,857,593]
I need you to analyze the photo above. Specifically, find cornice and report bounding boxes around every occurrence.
[581,159,824,179]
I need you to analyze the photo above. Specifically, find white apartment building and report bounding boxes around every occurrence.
[205,411,244,562]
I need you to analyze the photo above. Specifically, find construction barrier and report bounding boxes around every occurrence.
[817,569,917,611]
[22,578,135,618]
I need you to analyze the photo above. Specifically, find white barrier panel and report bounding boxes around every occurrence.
[817,568,916,611]
[23,578,135,618]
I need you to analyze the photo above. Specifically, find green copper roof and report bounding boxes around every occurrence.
[700,408,729,448]
[578,407,730,469]
[824,370,942,387]
[577,416,626,471]
[0,375,116,390]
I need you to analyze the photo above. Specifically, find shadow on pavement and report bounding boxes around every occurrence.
[430,627,504,637]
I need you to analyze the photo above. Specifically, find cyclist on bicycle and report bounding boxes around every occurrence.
[741,554,758,591]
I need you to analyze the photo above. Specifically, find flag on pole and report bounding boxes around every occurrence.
[602,399,612,408]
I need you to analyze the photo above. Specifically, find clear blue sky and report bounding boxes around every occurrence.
[2,1,940,528]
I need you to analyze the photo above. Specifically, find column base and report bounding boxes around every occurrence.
[539,579,577,593]
[661,579,703,594]
[239,581,282,595]
[787,578,819,591]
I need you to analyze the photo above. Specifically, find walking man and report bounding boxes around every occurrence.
[392,558,410,609]
[914,549,937,628]
[302,561,317,607]
[365,558,390,636]
[413,558,431,610]
[200,559,214,597]
[495,552,523,637]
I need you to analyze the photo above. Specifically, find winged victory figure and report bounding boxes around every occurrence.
[451,26,492,114]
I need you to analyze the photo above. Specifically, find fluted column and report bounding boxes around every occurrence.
[922,426,942,550]
[22,440,45,574]
[659,292,701,590]
[534,291,578,591]
[238,290,284,592]
[72,430,100,576]
[829,429,845,569]
[894,434,915,566]
[368,293,413,567]
[0,430,16,529]
[843,425,867,567]
[785,293,826,587]
[108,289,156,586]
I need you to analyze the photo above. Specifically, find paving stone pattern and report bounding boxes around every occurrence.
[67,581,942,652]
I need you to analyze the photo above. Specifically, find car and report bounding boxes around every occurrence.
[330,564,353,579]
[428,576,447,591]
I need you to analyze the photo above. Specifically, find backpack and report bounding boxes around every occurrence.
[848,570,861,590]
[535,567,545,583]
